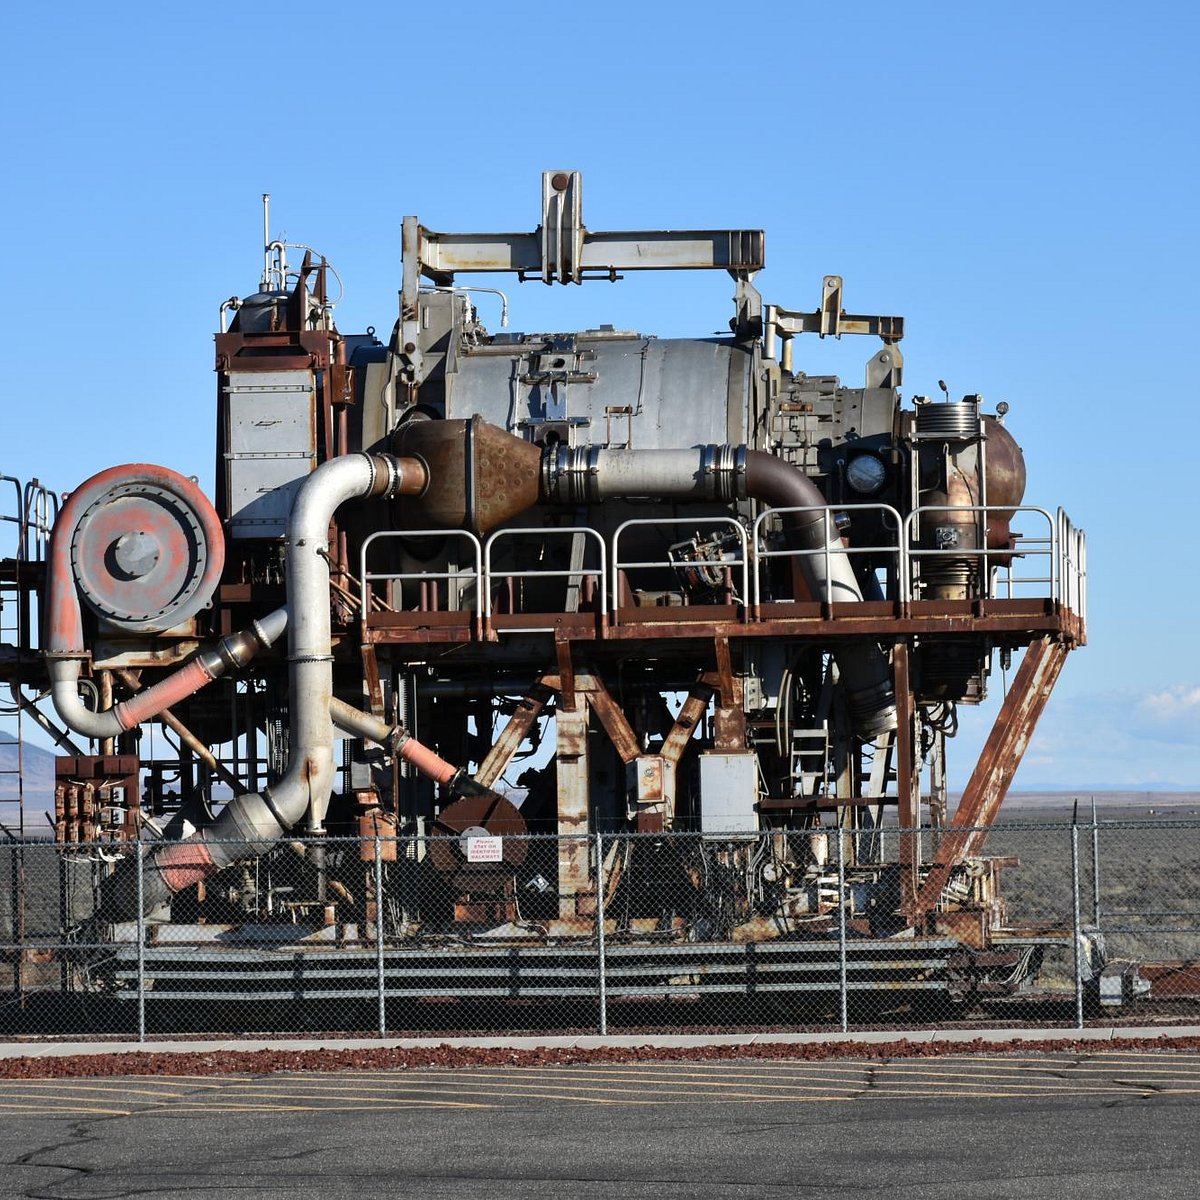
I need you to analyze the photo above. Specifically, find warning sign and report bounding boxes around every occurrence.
[466,835,504,863]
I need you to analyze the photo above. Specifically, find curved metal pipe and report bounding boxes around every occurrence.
[99,453,427,922]
[330,696,463,788]
[49,609,287,740]
[542,442,897,735]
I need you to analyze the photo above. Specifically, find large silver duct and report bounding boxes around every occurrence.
[100,452,426,921]
[541,442,898,735]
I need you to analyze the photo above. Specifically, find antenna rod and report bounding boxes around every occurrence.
[261,193,271,290]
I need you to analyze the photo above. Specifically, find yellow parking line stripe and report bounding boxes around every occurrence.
[0,1099,133,1115]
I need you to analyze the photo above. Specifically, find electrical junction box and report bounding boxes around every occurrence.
[699,752,758,834]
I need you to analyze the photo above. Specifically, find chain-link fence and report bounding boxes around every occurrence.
[1,817,1198,1041]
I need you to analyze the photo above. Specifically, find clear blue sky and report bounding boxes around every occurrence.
[2,1,1197,789]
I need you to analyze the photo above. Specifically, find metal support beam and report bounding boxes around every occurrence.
[661,685,713,767]
[475,680,553,789]
[580,672,641,764]
[914,637,1069,914]
[892,641,920,915]
[552,639,591,915]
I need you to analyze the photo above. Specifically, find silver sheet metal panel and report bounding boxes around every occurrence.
[699,752,759,834]
[223,370,316,537]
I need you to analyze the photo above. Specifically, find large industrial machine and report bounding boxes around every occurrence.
[2,172,1089,1020]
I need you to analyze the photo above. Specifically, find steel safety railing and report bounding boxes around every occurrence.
[357,504,1086,633]
[360,529,484,620]
[610,516,749,623]
[751,503,905,610]
[1057,507,1088,623]
[483,526,607,632]
[0,475,58,563]
[903,505,1061,602]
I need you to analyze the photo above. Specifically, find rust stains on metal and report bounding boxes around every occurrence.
[475,679,554,787]
[580,671,641,764]
[915,636,1070,915]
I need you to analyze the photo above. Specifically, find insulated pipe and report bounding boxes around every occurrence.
[99,453,427,922]
[743,451,897,735]
[330,696,468,789]
[542,443,898,735]
[48,609,287,740]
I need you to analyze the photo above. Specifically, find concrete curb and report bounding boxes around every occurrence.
[3,1024,1200,1060]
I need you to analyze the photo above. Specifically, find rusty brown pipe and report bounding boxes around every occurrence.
[114,669,246,797]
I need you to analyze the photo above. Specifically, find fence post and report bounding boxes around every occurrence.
[135,840,146,1044]
[837,829,848,1033]
[1090,796,1101,929]
[1070,821,1084,1030]
[595,831,608,1037]
[374,834,386,1037]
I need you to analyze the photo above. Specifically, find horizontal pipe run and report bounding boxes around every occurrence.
[541,438,897,735]
[48,609,287,741]
[329,696,461,787]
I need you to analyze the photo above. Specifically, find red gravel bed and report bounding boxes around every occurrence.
[4,1035,1200,1080]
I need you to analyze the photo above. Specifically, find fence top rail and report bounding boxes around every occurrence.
[22,815,1200,852]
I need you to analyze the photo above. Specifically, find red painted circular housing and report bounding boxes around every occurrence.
[66,465,225,633]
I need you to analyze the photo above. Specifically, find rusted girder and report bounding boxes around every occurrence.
[474,678,554,788]
[661,684,714,766]
[914,636,1069,916]
[580,672,641,764]
[893,641,921,913]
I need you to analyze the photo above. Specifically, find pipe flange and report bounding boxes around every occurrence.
[541,444,599,506]
[700,444,745,502]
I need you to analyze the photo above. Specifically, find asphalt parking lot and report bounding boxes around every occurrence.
[2,1051,1199,1197]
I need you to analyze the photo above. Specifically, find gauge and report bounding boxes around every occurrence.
[845,452,887,495]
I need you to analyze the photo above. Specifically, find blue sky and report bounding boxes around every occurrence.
[2,1,1197,790]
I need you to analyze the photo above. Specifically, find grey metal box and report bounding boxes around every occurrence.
[699,752,758,835]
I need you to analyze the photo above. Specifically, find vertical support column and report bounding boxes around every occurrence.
[135,841,146,1044]
[556,642,590,918]
[374,834,386,1036]
[1090,796,1101,929]
[929,728,947,848]
[595,830,608,1036]
[892,641,920,918]
[1071,822,1085,1030]
[837,828,848,1033]
[832,694,856,869]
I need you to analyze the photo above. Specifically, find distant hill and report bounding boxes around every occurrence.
[0,731,54,830]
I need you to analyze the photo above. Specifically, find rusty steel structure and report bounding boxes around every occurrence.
[0,172,1089,1011]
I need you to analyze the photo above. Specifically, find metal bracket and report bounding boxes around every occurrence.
[768,275,905,345]
[396,170,767,382]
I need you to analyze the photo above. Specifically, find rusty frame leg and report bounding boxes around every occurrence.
[554,643,591,917]
[914,636,1069,915]
[712,675,747,751]
[892,641,921,916]
[475,680,553,788]
[658,683,713,826]
[579,671,641,764]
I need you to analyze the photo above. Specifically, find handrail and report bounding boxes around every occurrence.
[354,504,1086,633]
[483,526,607,624]
[751,503,904,609]
[0,475,58,564]
[611,516,749,622]
[359,529,484,621]
[903,505,1057,603]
